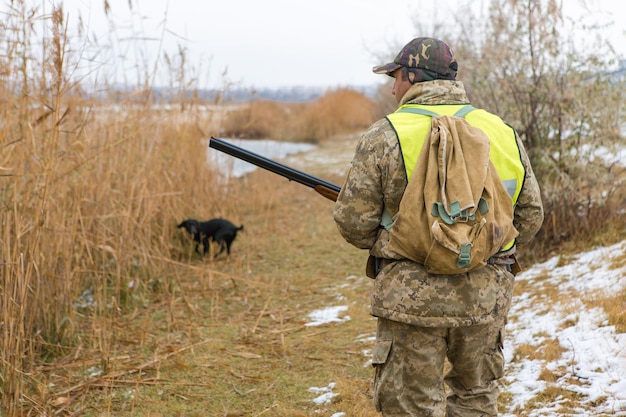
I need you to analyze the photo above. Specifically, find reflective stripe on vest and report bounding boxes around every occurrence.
[386,104,525,251]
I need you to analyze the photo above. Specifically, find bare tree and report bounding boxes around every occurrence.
[433,0,625,254]
[452,0,624,159]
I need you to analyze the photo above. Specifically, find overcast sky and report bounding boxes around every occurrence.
[54,0,626,89]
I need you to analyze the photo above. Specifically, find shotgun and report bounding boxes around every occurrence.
[208,137,341,202]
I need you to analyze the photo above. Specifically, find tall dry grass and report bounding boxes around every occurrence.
[0,5,377,414]
[0,4,235,414]
[0,92,226,414]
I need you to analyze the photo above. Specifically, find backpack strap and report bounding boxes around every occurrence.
[397,107,441,117]
[396,104,477,118]
[452,105,477,117]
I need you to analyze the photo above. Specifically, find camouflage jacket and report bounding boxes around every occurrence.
[333,80,544,327]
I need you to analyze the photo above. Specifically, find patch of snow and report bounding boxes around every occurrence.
[305,306,350,327]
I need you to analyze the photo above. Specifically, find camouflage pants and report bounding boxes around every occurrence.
[372,317,505,416]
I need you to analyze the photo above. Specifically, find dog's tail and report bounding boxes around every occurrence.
[237,225,244,232]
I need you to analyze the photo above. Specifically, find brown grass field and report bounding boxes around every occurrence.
[55,153,380,416]
[1,5,625,412]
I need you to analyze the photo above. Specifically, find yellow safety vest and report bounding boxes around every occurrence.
[386,104,525,251]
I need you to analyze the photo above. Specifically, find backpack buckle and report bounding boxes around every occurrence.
[457,243,472,268]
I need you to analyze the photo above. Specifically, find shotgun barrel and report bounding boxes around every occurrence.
[209,137,341,202]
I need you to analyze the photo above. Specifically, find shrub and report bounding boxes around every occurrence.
[291,88,379,143]
[219,89,379,143]
[221,100,293,139]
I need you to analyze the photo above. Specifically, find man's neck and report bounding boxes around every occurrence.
[399,80,469,106]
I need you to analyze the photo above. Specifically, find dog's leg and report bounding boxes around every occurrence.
[192,232,203,255]
[213,240,227,258]
[202,236,211,256]
[215,242,224,258]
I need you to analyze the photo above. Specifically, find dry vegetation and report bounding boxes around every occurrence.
[0,5,383,415]
[0,58,381,415]
[1,77,387,413]
[221,89,380,143]
[1,1,626,416]
[449,0,626,261]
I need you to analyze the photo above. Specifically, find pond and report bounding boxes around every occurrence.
[205,138,316,178]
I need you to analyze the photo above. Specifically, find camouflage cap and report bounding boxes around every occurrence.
[372,37,458,82]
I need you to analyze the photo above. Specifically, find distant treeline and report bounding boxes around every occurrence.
[93,84,381,103]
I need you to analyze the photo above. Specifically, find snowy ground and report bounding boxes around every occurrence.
[305,240,626,416]
[503,240,626,416]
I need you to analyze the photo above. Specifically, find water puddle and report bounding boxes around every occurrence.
[206,138,316,178]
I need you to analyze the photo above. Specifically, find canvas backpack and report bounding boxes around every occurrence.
[387,105,519,275]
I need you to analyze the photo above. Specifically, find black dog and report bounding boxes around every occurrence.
[177,218,244,257]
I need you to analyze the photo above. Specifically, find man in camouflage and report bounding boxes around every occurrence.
[333,37,544,416]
